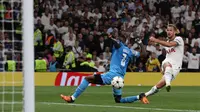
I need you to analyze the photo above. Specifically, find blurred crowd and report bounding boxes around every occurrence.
[0,0,200,72]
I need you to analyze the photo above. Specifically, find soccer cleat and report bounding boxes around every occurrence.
[166,85,171,92]
[139,93,149,104]
[60,94,74,103]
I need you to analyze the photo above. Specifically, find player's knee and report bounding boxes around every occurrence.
[85,76,89,81]
[85,76,94,83]
[113,95,121,103]
[164,66,173,75]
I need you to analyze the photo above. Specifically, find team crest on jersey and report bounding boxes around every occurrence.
[166,48,176,54]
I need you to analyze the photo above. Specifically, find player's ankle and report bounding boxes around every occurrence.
[136,95,140,100]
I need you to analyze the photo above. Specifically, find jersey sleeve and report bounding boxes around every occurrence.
[174,37,183,46]
[132,50,140,58]
[119,42,124,46]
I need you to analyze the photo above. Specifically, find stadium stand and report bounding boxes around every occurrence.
[0,0,200,72]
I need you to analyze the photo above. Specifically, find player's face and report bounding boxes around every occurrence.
[166,26,175,39]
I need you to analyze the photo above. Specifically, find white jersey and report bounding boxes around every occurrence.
[163,36,184,69]
[187,52,200,69]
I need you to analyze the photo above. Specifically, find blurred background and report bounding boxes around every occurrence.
[0,0,200,73]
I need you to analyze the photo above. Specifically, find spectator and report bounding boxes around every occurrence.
[80,55,96,71]
[97,53,108,65]
[186,47,200,72]
[49,56,60,72]
[41,8,51,27]
[5,55,16,71]
[44,18,58,36]
[96,36,106,55]
[92,51,98,62]
[73,42,83,59]
[85,34,97,53]
[185,10,195,31]
[3,0,200,72]
[35,55,47,72]
[180,0,189,13]
[193,41,200,53]
[53,37,64,60]
[135,62,146,72]
[62,27,76,45]
[147,0,157,11]
[58,21,69,34]
[95,61,106,72]
[182,49,189,72]
[192,13,200,34]
[146,52,161,72]
[43,49,53,66]
[103,47,112,60]
[34,27,43,52]
[64,33,75,47]
[146,41,156,53]
[171,1,181,20]
[155,44,162,57]
[159,0,171,17]
[45,30,56,49]
[158,48,166,64]
[63,46,76,70]
[190,33,200,47]
[34,11,40,25]
[35,19,44,33]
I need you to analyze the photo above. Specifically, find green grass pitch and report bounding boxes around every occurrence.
[0,86,200,112]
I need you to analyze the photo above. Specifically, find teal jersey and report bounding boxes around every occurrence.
[109,42,133,76]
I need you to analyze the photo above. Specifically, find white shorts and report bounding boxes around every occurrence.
[161,60,181,80]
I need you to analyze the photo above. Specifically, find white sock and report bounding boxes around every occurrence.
[145,86,159,96]
[71,95,76,100]
[136,95,139,100]
[164,73,172,86]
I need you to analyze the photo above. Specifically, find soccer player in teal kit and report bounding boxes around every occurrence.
[60,35,149,104]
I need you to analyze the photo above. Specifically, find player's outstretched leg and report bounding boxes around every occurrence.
[61,75,94,103]
[112,87,149,104]
[163,66,173,92]
[145,63,175,97]
[145,75,168,97]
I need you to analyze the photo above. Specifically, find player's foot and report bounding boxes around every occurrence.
[139,93,149,104]
[166,85,171,92]
[60,94,74,103]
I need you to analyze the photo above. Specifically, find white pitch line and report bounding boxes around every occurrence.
[83,91,200,94]
[39,102,200,112]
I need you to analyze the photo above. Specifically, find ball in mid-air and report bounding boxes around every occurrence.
[111,76,124,89]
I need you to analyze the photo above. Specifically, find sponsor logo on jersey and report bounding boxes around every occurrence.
[166,48,176,54]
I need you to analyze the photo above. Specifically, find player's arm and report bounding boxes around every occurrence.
[108,34,121,49]
[149,36,179,47]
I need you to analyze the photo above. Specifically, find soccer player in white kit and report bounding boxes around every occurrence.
[144,24,184,98]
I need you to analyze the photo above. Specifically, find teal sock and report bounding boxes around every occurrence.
[72,79,89,100]
[120,96,139,103]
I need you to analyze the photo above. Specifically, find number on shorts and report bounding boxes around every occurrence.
[121,53,127,66]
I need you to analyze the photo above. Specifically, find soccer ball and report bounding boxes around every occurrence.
[111,76,124,89]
